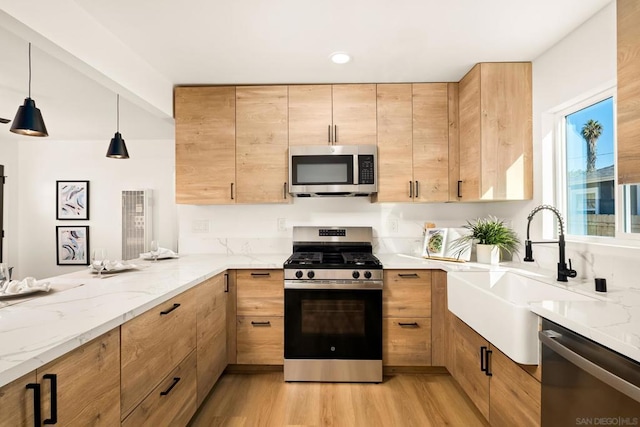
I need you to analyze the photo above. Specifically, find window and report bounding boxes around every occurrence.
[558,94,615,238]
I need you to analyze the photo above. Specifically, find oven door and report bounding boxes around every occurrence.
[284,288,382,360]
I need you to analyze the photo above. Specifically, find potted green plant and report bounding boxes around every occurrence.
[453,216,520,264]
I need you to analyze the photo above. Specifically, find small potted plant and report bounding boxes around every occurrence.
[452,216,520,264]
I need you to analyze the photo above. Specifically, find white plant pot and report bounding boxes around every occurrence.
[476,244,500,265]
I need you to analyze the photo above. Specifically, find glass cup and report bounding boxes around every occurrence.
[91,248,107,277]
[149,240,160,262]
[0,263,10,292]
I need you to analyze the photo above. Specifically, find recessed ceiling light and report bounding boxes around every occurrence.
[330,52,351,64]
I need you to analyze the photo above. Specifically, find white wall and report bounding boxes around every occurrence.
[16,138,176,279]
[0,136,19,275]
[490,3,628,286]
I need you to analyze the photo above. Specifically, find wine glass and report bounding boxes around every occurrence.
[91,248,107,277]
[0,263,10,292]
[149,240,160,262]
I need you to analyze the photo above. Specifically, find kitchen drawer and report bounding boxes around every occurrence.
[383,270,431,317]
[121,287,197,418]
[122,350,197,427]
[383,318,432,366]
[236,269,284,316]
[236,316,284,365]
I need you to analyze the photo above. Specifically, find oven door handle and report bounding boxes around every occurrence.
[539,330,640,402]
[284,281,383,290]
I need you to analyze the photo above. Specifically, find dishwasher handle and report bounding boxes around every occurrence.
[539,330,640,403]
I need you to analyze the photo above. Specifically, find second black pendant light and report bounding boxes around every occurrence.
[11,42,48,137]
[106,94,129,159]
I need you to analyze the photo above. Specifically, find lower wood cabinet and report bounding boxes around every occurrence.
[122,350,197,427]
[121,287,197,419]
[0,329,120,427]
[451,315,541,426]
[236,316,284,364]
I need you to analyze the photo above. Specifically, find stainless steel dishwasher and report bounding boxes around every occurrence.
[540,319,640,426]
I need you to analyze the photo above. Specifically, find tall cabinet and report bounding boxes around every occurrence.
[456,62,533,201]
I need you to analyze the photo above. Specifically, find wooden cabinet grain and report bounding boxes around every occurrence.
[375,83,452,202]
[175,86,236,204]
[0,373,36,427]
[457,62,532,201]
[382,270,432,366]
[236,86,289,203]
[289,84,376,145]
[236,317,284,365]
[617,0,640,183]
[121,288,197,418]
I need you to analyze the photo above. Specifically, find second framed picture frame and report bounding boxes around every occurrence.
[56,180,90,220]
[56,225,90,266]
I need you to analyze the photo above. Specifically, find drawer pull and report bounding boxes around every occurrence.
[398,322,419,328]
[43,374,57,425]
[251,321,271,327]
[160,303,181,315]
[160,377,181,396]
[26,383,41,427]
[397,273,419,278]
[250,272,271,277]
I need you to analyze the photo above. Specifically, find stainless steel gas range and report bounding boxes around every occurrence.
[283,226,383,383]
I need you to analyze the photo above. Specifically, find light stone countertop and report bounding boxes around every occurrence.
[1,252,638,388]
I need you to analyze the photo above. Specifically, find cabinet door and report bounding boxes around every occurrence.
[288,85,333,145]
[447,83,461,202]
[332,84,377,145]
[430,270,449,368]
[196,273,227,406]
[489,346,541,427]
[236,270,284,317]
[37,329,120,427]
[0,372,36,427]
[175,86,236,204]
[375,84,414,202]
[121,288,197,418]
[383,270,431,318]
[226,271,237,364]
[236,86,289,203]
[452,316,490,420]
[383,318,431,366]
[617,0,640,184]
[413,83,450,202]
[458,64,482,201]
[236,317,284,364]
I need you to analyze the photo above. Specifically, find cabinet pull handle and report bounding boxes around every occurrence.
[251,321,271,326]
[251,272,271,277]
[457,180,462,198]
[160,377,181,396]
[230,183,234,200]
[26,383,41,427]
[480,346,487,372]
[328,125,332,143]
[398,322,419,328]
[397,273,419,278]
[415,181,419,199]
[43,373,57,425]
[485,349,493,376]
[224,273,229,293]
[160,303,181,315]
[409,181,413,198]
[334,125,338,143]
[284,182,287,199]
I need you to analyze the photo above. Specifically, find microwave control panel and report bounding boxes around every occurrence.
[358,155,375,184]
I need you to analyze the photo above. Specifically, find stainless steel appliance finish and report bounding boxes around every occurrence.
[540,319,640,425]
[284,226,383,383]
[288,145,377,196]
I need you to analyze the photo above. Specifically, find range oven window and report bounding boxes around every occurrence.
[285,289,382,360]
[292,155,353,185]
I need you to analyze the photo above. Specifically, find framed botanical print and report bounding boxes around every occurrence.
[56,225,90,265]
[57,180,89,220]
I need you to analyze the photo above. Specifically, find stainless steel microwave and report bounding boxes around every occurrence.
[288,145,377,196]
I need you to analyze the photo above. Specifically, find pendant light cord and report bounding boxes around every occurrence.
[117,94,120,132]
[28,42,32,98]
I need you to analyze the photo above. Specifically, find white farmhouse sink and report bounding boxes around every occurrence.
[447,270,596,364]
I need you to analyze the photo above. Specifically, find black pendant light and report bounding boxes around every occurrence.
[11,43,48,137]
[106,94,129,159]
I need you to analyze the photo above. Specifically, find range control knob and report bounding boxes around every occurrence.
[364,271,372,279]
[352,271,360,279]
[307,271,315,279]
[295,270,303,279]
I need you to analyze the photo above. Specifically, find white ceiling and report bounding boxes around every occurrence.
[0,0,613,141]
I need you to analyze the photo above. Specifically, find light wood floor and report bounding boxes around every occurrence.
[189,372,489,427]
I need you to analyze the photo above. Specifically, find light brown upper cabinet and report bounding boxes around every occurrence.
[175,86,236,204]
[235,86,289,203]
[456,62,533,201]
[617,0,640,184]
[289,84,377,145]
[375,83,451,202]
